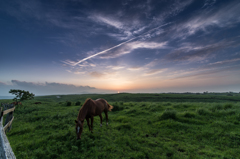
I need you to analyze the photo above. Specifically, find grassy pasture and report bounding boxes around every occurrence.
[1,93,240,158]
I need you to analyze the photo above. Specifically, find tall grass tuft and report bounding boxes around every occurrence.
[160,110,177,120]
[196,108,211,115]
[113,103,124,111]
[224,103,233,109]
[183,111,196,118]
[209,104,223,112]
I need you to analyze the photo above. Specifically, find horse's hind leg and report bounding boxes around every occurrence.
[99,114,103,127]
[104,111,108,126]
[86,117,91,131]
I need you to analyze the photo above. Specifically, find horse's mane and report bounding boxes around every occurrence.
[80,98,92,111]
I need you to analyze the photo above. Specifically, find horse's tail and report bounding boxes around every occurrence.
[107,103,113,111]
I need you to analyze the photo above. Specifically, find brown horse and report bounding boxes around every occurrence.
[75,98,113,140]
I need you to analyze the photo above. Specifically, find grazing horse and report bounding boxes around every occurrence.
[75,98,113,140]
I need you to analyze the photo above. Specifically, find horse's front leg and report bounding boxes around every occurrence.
[91,116,94,133]
[99,114,103,127]
[86,117,91,131]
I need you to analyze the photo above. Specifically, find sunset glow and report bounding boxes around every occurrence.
[1,0,240,96]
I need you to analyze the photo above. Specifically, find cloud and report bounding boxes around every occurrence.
[108,66,125,70]
[171,59,240,80]
[0,80,116,96]
[89,14,124,30]
[143,68,167,76]
[202,0,216,9]
[89,71,105,78]
[165,41,239,62]
[0,81,7,86]
[208,58,240,67]
[98,41,168,59]
[127,66,142,71]
[9,80,96,95]
[173,1,240,39]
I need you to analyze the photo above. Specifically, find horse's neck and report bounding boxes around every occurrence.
[78,104,88,121]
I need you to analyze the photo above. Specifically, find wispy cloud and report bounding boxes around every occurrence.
[99,41,168,59]
[89,14,124,30]
[0,81,7,86]
[173,1,240,39]
[165,41,239,63]
[89,71,105,78]
[171,58,240,80]
[127,66,142,71]
[108,66,125,70]
[208,58,240,66]
[143,68,167,76]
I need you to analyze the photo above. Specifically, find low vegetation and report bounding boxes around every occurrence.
[1,93,240,158]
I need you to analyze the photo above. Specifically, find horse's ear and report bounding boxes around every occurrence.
[75,120,78,123]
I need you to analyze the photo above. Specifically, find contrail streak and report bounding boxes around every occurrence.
[70,22,172,66]
[72,37,136,66]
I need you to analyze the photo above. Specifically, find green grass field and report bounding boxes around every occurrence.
[1,93,240,158]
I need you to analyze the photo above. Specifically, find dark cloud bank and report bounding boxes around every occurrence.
[0,80,113,96]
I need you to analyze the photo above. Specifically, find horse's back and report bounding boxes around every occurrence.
[93,99,108,114]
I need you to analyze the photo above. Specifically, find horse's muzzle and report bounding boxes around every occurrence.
[77,137,81,140]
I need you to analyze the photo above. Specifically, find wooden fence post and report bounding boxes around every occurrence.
[3,104,14,133]
[0,103,16,159]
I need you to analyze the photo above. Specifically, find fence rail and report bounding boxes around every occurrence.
[3,107,15,116]
[0,103,16,159]
[3,117,14,133]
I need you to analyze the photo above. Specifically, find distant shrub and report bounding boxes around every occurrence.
[183,112,196,118]
[209,104,223,112]
[126,109,137,114]
[66,101,71,106]
[148,120,152,124]
[75,101,81,106]
[113,104,124,111]
[236,114,240,121]
[163,102,172,106]
[224,103,233,109]
[160,110,177,120]
[71,146,78,151]
[225,110,235,115]
[141,103,146,107]
[196,108,211,115]
[119,101,124,105]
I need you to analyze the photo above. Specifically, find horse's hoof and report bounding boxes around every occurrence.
[106,122,108,126]
[100,124,102,127]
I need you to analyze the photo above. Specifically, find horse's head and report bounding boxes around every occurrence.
[75,120,84,140]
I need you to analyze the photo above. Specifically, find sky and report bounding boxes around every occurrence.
[1,0,240,96]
